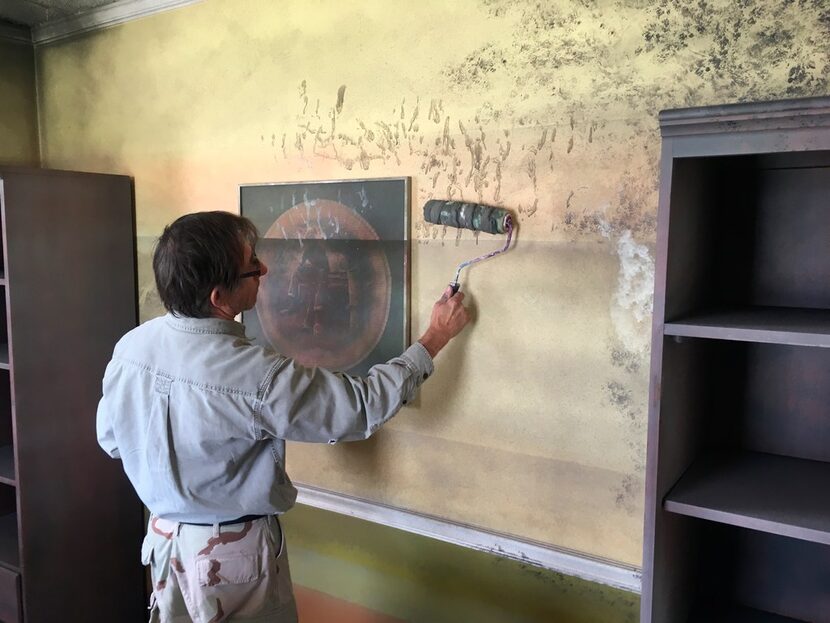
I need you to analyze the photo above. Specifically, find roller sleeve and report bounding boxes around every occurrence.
[423,199,510,234]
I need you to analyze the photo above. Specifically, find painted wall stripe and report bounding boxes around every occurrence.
[296,483,642,593]
[32,0,204,45]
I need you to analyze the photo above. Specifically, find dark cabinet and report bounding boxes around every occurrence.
[0,167,144,622]
[641,97,830,623]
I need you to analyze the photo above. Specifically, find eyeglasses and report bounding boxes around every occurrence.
[240,253,263,279]
[240,268,263,279]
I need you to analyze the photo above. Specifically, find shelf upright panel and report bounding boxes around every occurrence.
[0,176,20,594]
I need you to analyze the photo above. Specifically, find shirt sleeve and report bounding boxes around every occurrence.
[256,342,434,443]
[96,360,121,459]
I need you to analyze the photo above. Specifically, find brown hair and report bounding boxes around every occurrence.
[152,211,259,318]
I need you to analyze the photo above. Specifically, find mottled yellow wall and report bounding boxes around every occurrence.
[37,0,829,567]
[0,35,38,166]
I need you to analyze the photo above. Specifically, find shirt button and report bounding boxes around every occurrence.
[422,373,429,381]
[402,400,407,405]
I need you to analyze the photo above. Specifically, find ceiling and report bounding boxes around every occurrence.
[0,0,121,27]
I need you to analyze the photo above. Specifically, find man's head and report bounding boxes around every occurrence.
[153,211,267,319]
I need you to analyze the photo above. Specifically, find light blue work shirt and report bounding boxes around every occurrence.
[96,314,434,524]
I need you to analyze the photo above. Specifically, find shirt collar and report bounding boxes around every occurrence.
[165,313,248,338]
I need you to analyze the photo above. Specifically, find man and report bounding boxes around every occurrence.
[97,211,470,623]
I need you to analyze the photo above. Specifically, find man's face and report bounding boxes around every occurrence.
[228,242,268,315]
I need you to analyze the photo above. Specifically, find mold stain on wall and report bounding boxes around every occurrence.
[264,2,826,548]
[0,38,39,166]
[35,0,830,567]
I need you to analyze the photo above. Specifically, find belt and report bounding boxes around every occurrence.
[182,514,268,527]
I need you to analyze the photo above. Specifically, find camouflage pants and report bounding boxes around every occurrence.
[142,515,298,623]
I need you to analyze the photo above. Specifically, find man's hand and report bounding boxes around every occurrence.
[417,286,471,358]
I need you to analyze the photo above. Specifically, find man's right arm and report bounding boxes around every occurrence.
[257,286,470,444]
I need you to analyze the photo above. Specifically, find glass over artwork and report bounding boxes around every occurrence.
[240,178,409,375]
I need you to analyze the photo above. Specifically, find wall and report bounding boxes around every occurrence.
[283,504,638,623]
[0,31,38,166]
[33,0,828,620]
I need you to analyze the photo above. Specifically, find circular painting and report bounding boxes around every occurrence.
[256,199,391,371]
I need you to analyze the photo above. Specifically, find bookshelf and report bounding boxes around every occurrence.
[0,167,144,622]
[641,97,830,623]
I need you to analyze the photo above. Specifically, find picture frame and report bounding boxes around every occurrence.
[240,177,410,376]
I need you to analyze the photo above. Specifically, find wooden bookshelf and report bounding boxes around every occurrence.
[0,167,144,622]
[641,97,830,623]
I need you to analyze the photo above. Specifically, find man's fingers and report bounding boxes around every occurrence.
[439,288,465,305]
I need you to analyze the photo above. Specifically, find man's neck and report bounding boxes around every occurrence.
[211,308,237,321]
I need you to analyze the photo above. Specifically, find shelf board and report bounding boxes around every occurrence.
[0,446,13,486]
[689,604,806,623]
[0,513,18,570]
[665,307,830,347]
[665,451,830,544]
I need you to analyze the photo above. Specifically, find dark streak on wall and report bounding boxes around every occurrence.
[0,35,39,166]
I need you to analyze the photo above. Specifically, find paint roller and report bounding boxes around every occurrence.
[422,199,515,295]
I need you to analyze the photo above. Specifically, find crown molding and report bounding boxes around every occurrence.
[32,0,203,45]
[0,21,32,45]
[660,95,830,138]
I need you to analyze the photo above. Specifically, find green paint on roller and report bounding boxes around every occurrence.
[423,199,511,235]
[422,199,515,292]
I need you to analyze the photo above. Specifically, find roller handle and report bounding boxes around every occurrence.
[449,282,460,296]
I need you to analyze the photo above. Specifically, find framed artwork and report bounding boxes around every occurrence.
[240,178,410,376]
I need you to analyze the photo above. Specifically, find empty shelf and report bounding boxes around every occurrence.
[665,451,830,544]
[665,307,830,347]
[689,604,806,623]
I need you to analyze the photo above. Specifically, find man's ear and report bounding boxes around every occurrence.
[210,286,234,317]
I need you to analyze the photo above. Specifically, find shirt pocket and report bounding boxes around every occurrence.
[196,553,262,587]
